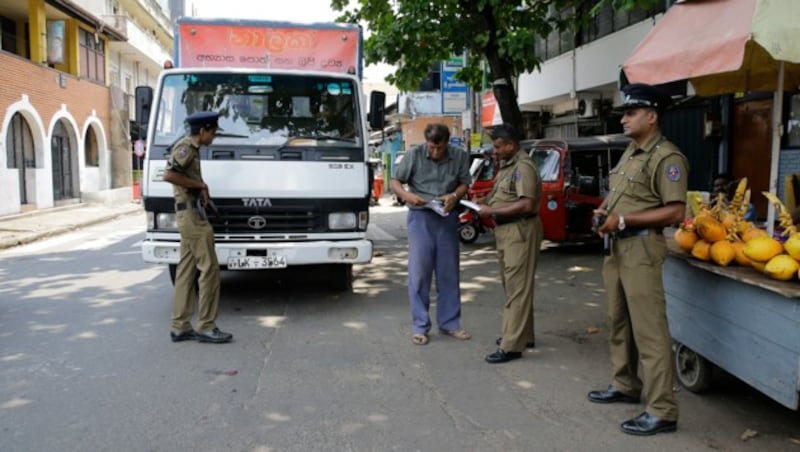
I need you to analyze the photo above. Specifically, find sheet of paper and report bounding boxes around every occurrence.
[459,199,481,211]
[425,200,449,217]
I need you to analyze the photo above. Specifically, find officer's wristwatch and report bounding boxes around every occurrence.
[617,215,626,231]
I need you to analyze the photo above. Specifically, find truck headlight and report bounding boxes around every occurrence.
[329,212,356,230]
[156,213,178,229]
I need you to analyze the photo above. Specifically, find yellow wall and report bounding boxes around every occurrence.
[28,0,46,65]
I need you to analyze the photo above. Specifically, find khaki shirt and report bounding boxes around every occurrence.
[606,132,688,215]
[166,136,203,203]
[488,151,541,213]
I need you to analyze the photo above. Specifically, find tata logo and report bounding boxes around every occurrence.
[242,198,272,207]
[248,216,267,229]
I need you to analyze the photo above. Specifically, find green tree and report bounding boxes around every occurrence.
[331,0,657,133]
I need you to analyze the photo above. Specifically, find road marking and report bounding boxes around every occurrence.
[367,223,396,241]
[73,229,142,250]
[7,232,92,253]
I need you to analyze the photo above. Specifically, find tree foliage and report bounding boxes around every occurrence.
[331,0,658,133]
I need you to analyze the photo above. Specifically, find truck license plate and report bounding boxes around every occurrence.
[227,255,287,269]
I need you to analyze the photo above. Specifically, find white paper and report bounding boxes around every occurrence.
[459,199,481,211]
[425,199,449,217]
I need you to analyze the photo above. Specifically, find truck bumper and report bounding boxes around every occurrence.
[141,238,373,267]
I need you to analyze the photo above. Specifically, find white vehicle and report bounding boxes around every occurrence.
[134,18,386,290]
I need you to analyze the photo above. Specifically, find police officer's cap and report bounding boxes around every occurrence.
[185,111,221,131]
[615,83,672,112]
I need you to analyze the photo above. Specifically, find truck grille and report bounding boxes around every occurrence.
[212,205,321,233]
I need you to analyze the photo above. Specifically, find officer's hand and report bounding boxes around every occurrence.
[597,212,620,235]
[477,205,492,218]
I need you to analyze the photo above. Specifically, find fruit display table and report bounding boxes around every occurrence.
[664,242,800,409]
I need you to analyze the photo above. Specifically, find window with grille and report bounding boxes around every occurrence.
[79,28,106,83]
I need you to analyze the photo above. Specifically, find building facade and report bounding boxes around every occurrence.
[515,0,800,217]
[0,0,171,216]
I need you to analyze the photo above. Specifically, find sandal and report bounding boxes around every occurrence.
[411,333,429,345]
[439,328,471,340]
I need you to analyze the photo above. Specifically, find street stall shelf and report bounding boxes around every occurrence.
[664,238,800,410]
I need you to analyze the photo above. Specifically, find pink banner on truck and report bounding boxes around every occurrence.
[178,23,359,74]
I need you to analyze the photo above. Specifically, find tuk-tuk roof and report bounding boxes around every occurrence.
[522,134,631,152]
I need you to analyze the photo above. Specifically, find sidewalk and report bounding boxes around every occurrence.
[0,195,397,252]
[0,201,144,250]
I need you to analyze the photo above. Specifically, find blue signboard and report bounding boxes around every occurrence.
[441,69,468,114]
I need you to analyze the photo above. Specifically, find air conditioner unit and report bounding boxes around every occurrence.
[577,97,599,118]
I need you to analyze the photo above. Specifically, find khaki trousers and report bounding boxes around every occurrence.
[171,208,220,333]
[602,233,678,421]
[495,217,542,352]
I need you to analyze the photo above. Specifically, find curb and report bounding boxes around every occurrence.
[0,204,143,251]
[0,202,87,222]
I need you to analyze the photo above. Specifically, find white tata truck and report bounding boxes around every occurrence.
[135,18,385,290]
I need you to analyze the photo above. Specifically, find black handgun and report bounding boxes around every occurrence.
[194,198,220,222]
[603,234,612,256]
[592,214,612,255]
[195,198,208,221]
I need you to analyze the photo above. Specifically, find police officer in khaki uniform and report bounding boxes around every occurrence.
[163,111,232,344]
[477,124,542,364]
[587,84,688,435]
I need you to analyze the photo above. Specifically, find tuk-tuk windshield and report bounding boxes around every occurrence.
[530,149,560,182]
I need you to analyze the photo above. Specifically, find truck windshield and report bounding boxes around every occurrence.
[153,72,361,147]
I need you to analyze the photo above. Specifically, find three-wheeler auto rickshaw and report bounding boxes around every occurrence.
[522,134,630,243]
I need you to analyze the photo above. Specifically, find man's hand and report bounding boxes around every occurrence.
[438,193,459,213]
[404,192,427,207]
[593,209,621,236]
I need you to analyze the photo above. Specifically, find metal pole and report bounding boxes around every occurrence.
[766,61,785,237]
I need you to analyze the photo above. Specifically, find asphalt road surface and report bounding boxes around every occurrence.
[0,206,798,451]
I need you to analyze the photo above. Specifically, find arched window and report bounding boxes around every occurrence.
[85,126,99,166]
[6,113,36,204]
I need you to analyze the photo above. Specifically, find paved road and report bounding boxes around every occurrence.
[0,206,798,451]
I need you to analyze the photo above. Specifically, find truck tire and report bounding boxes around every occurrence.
[458,224,479,244]
[673,341,714,393]
[328,264,353,291]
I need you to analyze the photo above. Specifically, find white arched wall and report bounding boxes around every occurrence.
[0,95,49,214]
[82,112,110,191]
[48,106,81,202]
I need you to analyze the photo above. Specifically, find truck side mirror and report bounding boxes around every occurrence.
[368,91,386,131]
[135,86,154,132]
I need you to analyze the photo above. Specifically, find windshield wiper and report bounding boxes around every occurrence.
[214,132,249,139]
[290,134,356,143]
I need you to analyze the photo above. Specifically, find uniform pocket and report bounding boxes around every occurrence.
[626,171,651,200]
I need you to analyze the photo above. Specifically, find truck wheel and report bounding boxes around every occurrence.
[673,342,714,393]
[458,224,479,244]
[328,264,353,291]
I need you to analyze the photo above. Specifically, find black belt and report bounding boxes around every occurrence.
[616,227,663,239]
[175,202,188,211]
[494,214,537,226]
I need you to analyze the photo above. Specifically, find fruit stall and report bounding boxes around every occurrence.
[665,180,800,410]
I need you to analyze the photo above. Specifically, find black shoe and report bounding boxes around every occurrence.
[620,412,677,436]
[485,349,522,364]
[170,330,196,342]
[496,337,535,348]
[196,328,233,343]
[587,385,640,404]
